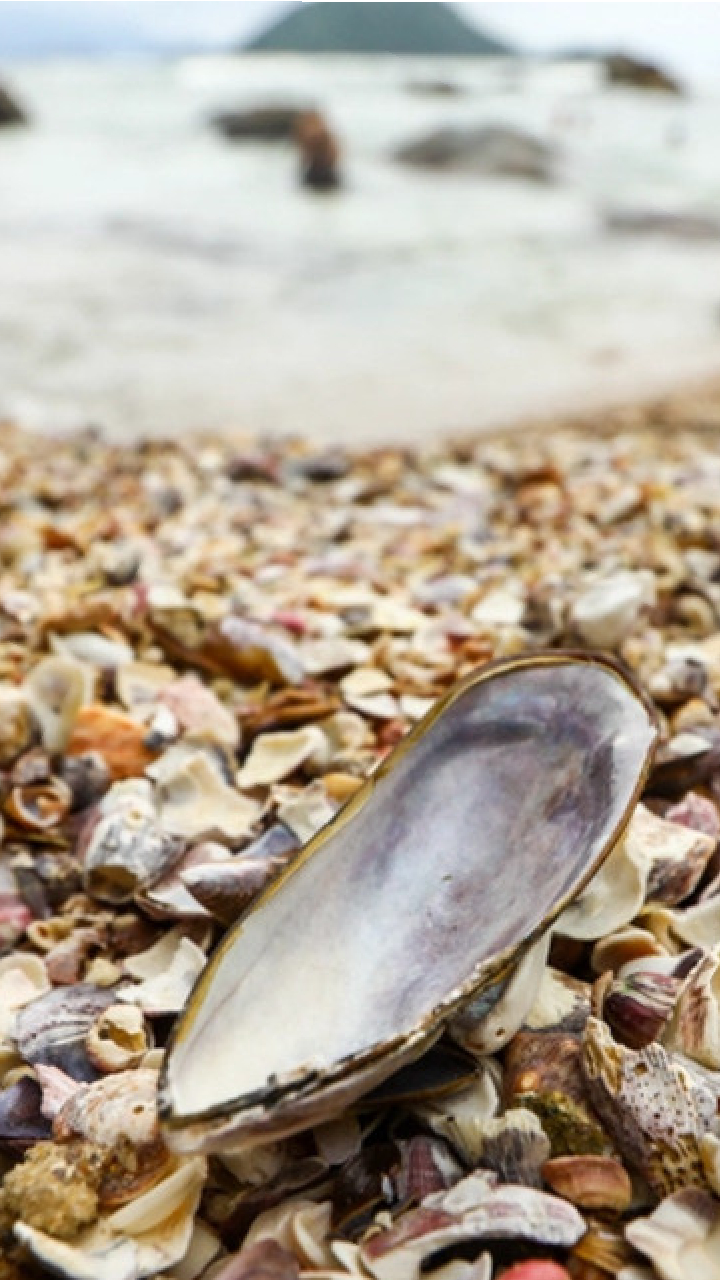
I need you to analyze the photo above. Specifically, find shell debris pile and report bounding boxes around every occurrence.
[2,392,720,1279]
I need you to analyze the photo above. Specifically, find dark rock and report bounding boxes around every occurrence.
[406,78,465,97]
[0,82,26,128]
[395,123,556,182]
[211,105,309,143]
[604,53,682,94]
[604,208,720,241]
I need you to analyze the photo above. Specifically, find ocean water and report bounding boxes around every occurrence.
[0,53,719,441]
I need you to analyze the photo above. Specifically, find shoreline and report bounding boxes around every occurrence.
[5,362,720,452]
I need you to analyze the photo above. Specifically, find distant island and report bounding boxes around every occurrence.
[245,3,510,57]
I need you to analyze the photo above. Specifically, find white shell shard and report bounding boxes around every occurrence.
[0,952,49,1010]
[50,631,134,669]
[450,930,551,1055]
[571,571,654,649]
[152,747,260,842]
[26,654,90,753]
[106,1159,207,1235]
[361,1172,585,1280]
[238,726,330,789]
[161,655,657,1153]
[556,802,706,942]
[120,932,207,1015]
[626,1187,720,1280]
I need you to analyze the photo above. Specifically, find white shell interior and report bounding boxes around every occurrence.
[167,661,655,1119]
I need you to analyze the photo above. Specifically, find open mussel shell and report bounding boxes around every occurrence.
[160,652,658,1154]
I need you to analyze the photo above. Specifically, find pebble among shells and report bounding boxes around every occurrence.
[3,389,720,1278]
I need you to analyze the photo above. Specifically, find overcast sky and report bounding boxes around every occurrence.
[1,3,719,84]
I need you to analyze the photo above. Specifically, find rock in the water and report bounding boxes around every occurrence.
[395,124,556,182]
[406,79,465,97]
[604,208,720,242]
[211,105,309,143]
[0,82,26,127]
[604,53,682,94]
[295,110,341,192]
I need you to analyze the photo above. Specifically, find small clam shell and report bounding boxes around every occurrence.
[85,1005,150,1073]
[626,1187,720,1280]
[4,777,73,831]
[591,927,666,976]
[152,747,260,842]
[182,858,284,927]
[212,617,304,686]
[119,928,206,1016]
[25,654,89,753]
[51,631,134,669]
[53,1068,159,1147]
[541,1154,632,1212]
[300,638,370,677]
[238,726,330,788]
[0,952,50,1009]
[275,782,337,843]
[82,779,184,905]
[159,675,238,748]
[570,571,654,649]
[14,984,116,1080]
[604,970,682,1049]
[557,803,709,942]
[105,1157,207,1235]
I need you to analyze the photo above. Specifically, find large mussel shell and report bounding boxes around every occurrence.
[160,653,658,1153]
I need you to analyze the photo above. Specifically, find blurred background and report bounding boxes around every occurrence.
[0,1,719,441]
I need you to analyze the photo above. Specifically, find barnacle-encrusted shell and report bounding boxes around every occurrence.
[161,653,657,1153]
[14,1155,206,1280]
[582,1015,717,1197]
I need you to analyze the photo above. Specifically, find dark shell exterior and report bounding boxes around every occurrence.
[160,653,658,1153]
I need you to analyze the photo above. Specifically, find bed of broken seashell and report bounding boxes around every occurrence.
[2,392,720,1280]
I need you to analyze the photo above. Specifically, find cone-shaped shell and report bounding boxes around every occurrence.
[160,653,658,1153]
